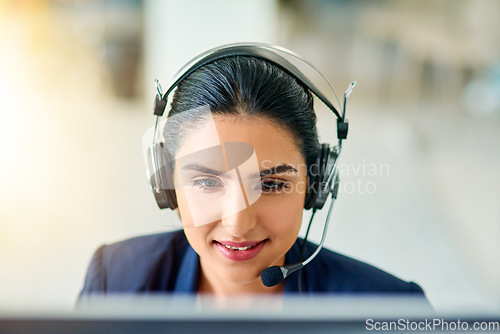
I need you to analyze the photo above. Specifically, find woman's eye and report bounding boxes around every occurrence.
[260,179,290,194]
[192,178,223,192]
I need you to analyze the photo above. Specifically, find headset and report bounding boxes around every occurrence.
[146,42,356,289]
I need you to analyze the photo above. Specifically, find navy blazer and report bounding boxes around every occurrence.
[80,230,426,296]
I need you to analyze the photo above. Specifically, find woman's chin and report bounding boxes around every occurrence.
[219,267,265,285]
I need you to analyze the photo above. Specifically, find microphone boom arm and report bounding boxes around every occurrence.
[302,192,336,267]
[260,191,337,287]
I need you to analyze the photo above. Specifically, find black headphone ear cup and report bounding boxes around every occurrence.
[321,147,340,205]
[314,144,331,209]
[305,144,339,210]
[150,143,178,210]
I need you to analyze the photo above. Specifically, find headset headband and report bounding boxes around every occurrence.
[152,43,349,140]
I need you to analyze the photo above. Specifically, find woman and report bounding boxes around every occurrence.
[80,44,426,298]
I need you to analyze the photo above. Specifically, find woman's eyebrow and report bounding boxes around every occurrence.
[182,162,298,178]
[258,164,298,177]
[181,162,224,175]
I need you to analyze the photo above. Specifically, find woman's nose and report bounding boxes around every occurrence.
[220,206,257,238]
[217,177,257,237]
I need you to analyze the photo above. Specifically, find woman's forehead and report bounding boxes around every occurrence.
[214,115,292,144]
[176,115,304,165]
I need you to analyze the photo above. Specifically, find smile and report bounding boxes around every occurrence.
[222,243,257,251]
[213,240,267,261]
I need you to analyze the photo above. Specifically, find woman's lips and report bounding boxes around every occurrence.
[214,240,266,261]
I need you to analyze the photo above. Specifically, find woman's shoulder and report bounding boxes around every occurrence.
[299,239,425,295]
[80,230,190,294]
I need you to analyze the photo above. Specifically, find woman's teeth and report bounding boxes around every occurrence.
[223,244,257,251]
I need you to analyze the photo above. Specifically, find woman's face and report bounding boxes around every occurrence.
[173,115,307,293]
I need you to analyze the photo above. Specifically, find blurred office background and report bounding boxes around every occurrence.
[0,0,498,311]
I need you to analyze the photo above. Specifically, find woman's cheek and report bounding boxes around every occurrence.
[262,196,303,233]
